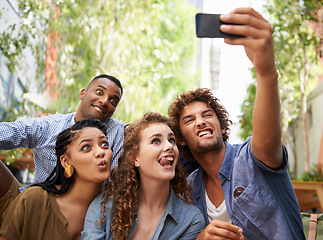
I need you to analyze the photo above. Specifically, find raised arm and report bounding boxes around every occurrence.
[220,7,283,168]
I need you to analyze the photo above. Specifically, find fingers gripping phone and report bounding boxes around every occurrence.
[195,13,243,38]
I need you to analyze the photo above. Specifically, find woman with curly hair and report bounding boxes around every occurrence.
[0,118,112,240]
[82,112,205,240]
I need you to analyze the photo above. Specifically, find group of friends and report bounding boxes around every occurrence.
[0,8,306,240]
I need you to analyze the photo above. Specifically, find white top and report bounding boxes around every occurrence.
[205,189,231,224]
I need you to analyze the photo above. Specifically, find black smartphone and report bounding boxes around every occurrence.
[195,13,243,38]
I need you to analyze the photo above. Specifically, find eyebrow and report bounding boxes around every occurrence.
[99,135,107,140]
[79,139,91,146]
[97,84,107,91]
[149,132,174,139]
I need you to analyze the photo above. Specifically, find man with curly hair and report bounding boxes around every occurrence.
[168,7,304,240]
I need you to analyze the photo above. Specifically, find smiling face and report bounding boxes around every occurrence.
[76,77,122,122]
[134,123,179,182]
[61,127,112,183]
[179,101,225,156]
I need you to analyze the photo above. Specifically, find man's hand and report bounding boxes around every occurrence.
[196,220,244,240]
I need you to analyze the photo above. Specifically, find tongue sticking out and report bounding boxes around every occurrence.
[159,157,171,167]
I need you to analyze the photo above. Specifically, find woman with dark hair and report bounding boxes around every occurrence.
[82,112,205,240]
[0,118,112,240]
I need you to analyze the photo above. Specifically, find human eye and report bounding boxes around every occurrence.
[152,138,160,144]
[110,98,117,106]
[101,141,110,148]
[203,112,213,118]
[185,118,193,124]
[96,89,103,95]
[81,144,91,151]
[169,137,176,144]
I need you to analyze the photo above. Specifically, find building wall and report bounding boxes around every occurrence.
[287,82,323,175]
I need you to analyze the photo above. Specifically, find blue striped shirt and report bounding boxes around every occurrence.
[0,113,125,183]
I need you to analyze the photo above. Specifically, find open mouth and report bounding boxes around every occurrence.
[198,129,213,137]
[98,160,107,167]
[158,156,174,167]
[93,105,105,114]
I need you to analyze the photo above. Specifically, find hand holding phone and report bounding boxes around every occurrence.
[195,13,244,38]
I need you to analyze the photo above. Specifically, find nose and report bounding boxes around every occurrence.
[99,95,109,106]
[164,141,174,152]
[95,146,106,158]
[196,115,206,127]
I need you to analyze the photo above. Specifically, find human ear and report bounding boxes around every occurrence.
[127,152,139,167]
[79,89,86,100]
[60,155,70,169]
[177,136,187,146]
[221,128,226,135]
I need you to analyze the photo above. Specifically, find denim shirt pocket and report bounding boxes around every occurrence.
[231,180,277,229]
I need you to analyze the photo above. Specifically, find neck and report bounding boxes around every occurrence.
[193,143,226,181]
[57,178,103,206]
[139,179,170,210]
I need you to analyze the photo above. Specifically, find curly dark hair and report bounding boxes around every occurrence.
[168,88,232,162]
[99,112,191,240]
[33,118,108,194]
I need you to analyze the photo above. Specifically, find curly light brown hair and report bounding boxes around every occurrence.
[99,112,192,240]
[168,88,232,162]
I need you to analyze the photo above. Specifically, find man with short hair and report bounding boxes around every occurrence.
[168,8,304,240]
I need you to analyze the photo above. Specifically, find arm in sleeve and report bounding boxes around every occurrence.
[0,118,46,150]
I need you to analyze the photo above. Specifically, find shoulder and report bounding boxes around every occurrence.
[174,195,202,216]
[87,192,113,215]
[170,189,204,223]
[17,186,50,203]
[106,118,125,128]
[40,112,75,124]
[4,186,51,216]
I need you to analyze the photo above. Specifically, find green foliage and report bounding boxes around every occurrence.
[266,0,322,124]
[291,165,323,182]
[1,0,199,123]
[238,79,256,140]
[0,148,24,165]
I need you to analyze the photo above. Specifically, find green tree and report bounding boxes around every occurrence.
[267,0,322,172]
[0,0,199,124]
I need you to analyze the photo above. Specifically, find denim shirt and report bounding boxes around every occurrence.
[187,137,305,240]
[0,112,124,183]
[81,187,205,240]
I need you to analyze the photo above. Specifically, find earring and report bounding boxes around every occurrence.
[64,165,74,178]
[135,162,139,167]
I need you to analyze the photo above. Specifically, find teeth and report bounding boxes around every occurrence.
[199,130,211,137]
[165,157,174,162]
[94,106,103,113]
[159,156,174,167]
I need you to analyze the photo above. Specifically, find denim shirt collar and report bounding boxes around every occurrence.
[218,142,237,183]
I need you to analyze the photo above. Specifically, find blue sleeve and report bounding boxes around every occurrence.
[179,210,205,240]
[81,192,109,240]
[0,118,47,149]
